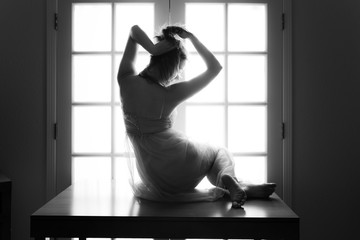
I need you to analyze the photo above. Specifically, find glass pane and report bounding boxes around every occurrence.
[114,53,151,103]
[114,157,135,191]
[196,178,213,190]
[186,106,225,147]
[73,55,111,103]
[228,4,267,52]
[234,156,267,184]
[185,54,225,103]
[228,54,267,102]
[186,3,225,52]
[114,107,126,153]
[228,106,267,153]
[73,106,111,153]
[115,3,154,51]
[73,3,112,52]
[72,157,111,183]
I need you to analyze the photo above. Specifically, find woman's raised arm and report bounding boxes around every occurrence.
[117,25,175,82]
[167,31,222,105]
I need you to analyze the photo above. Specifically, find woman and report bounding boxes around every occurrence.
[118,25,275,208]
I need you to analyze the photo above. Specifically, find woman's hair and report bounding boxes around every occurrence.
[143,26,187,86]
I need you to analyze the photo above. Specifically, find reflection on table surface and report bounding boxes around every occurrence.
[33,180,297,220]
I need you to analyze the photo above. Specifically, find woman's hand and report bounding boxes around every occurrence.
[152,40,177,56]
[177,28,193,39]
[152,27,193,55]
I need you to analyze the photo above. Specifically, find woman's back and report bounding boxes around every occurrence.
[120,75,174,119]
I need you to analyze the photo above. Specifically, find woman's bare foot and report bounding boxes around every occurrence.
[221,174,247,208]
[241,183,276,199]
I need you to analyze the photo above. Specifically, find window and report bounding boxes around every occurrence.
[71,2,159,187]
[172,1,280,188]
[51,0,290,200]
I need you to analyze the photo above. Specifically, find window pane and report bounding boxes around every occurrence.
[196,178,213,190]
[114,53,151,103]
[73,106,111,153]
[228,54,267,103]
[115,3,154,51]
[114,157,135,191]
[197,156,267,188]
[234,156,267,184]
[114,106,126,154]
[73,55,111,103]
[228,106,267,153]
[73,3,112,52]
[185,54,225,103]
[186,3,225,52]
[185,106,225,147]
[72,157,111,183]
[228,4,267,52]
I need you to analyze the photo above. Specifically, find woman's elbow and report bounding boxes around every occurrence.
[131,25,139,31]
[213,63,223,75]
[130,25,140,36]
[206,64,222,79]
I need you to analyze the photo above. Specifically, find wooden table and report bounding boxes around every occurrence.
[31,181,299,240]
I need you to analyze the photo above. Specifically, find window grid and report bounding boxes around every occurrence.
[71,2,157,182]
[71,1,269,184]
[184,2,268,161]
[71,2,125,181]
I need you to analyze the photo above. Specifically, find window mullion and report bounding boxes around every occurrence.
[168,0,186,133]
[111,2,116,180]
[225,3,229,149]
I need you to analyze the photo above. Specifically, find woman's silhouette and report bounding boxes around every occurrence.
[118,25,275,208]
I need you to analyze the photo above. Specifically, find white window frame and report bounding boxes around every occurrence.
[46,0,293,205]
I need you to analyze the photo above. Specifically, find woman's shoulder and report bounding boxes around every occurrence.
[119,74,142,85]
[120,75,153,92]
[120,75,167,99]
[121,74,162,86]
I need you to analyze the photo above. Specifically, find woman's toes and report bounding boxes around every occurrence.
[232,201,244,209]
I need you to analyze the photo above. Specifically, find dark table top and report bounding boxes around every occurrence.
[31,180,299,239]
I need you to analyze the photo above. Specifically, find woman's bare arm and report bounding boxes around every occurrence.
[117,25,175,83]
[117,28,138,82]
[167,32,222,105]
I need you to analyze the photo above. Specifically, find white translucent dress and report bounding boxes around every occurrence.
[121,79,235,202]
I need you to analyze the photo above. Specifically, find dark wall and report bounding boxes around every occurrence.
[292,0,360,239]
[0,0,46,240]
[0,0,359,239]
